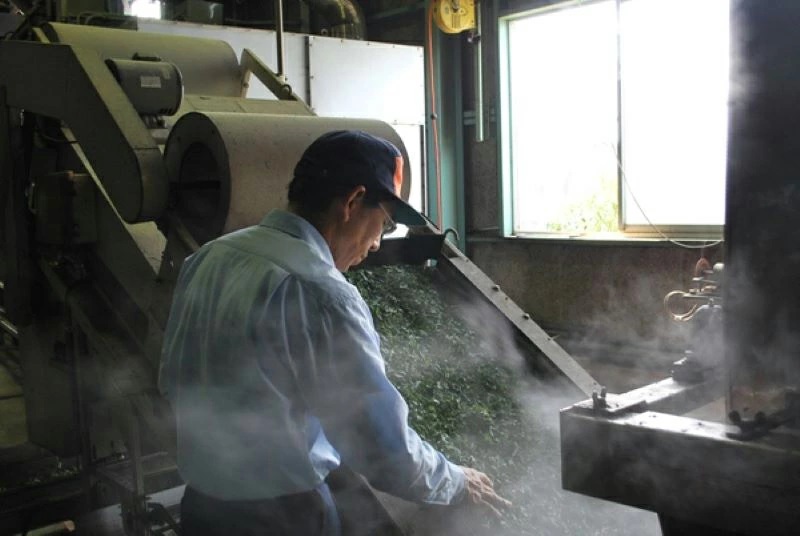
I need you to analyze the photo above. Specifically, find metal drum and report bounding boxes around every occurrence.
[163,111,412,244]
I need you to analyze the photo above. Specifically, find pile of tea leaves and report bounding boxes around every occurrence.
[346,265,659,536]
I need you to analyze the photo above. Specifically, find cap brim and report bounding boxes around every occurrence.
[387,196,427,226]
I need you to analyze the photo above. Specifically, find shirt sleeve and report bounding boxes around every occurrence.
[284,279,466,505]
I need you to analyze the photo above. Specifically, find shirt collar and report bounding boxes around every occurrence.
[259,209,336,268]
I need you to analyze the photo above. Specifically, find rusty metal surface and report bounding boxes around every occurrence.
[725,0,800,416]
[571,375,726,417]
[561,405,800,536]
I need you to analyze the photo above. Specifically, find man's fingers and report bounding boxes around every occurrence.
[487,492,513,508]
[479,498,503,518]
[462,466,512,516]
[468,488,513,510]
[479,487,512,509]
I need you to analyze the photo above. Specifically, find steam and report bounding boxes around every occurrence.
[386,284,662,536]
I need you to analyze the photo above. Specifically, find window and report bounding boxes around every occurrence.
[128,0,163,19]
[500,0,729,238]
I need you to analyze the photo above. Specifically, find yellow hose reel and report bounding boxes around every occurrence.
[432,0,476,34]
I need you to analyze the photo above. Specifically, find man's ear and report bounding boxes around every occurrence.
[342,185,367,222]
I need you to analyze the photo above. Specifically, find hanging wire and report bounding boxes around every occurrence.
[613,143,724,250]
[611,0,723,250]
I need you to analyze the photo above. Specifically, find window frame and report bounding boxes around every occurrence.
[498,0,727,242]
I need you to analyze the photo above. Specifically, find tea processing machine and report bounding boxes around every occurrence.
[0,13,596,535]
[560,2,800,535]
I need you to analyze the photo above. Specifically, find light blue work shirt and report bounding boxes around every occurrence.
[159,209,465,507]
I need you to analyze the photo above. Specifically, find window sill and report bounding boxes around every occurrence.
[467,231,724,248]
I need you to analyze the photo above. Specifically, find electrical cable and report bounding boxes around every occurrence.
[610,0,723,249]
[426,1,443,230]
[613,143,724,250]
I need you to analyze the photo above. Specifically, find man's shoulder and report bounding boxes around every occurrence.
[211,225,322,270]
[293,270,364,311]
[191,225,366,309]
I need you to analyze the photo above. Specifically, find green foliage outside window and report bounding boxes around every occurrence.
[546,173,618,235]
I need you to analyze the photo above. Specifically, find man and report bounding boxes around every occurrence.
[159,130,509,535]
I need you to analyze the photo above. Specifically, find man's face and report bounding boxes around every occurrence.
[332,193,395,272]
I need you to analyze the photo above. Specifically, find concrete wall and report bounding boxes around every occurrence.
[468,238,722,352]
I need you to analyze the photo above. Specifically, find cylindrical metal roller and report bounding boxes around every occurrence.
[163,112,412,244]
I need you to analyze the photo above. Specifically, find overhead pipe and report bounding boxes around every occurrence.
[274,0,286,79]
[472,0,484,142]
[301,0,366,40]
[0,307,18,339]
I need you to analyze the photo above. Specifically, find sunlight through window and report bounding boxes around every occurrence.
[503,0,729,237]
[129,0,162,19]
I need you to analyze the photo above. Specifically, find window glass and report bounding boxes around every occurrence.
[504,0,729,237]
[620,0,729,228]
[508,2,618,235]
[129,0,163,19]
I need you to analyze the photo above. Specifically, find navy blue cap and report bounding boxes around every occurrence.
[294,130,426,226]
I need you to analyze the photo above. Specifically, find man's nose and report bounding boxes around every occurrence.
[370,236,381,252]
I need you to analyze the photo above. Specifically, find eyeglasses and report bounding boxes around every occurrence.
[378,203,397,236]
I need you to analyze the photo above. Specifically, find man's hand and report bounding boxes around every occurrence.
[461,466,512,517]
